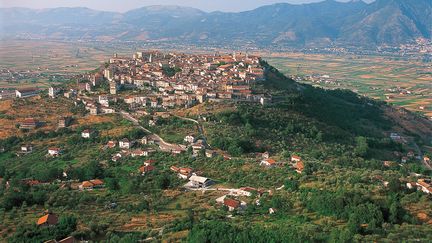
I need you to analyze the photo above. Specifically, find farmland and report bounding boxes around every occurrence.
[266,53,432,118]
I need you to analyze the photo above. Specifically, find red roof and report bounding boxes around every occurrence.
[139,165,155,173]
[224,198,240,208]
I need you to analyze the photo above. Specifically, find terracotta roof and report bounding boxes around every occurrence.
[37,213,58,226]
[139,165,155,173]
[90,179,104,186]
[224,198,240,208]
[264,159,276,165]
[81,181,93,188]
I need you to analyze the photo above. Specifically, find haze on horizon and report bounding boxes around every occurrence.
[0,0,375,12]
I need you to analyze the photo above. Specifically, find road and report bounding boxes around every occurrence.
[172,114,209,147]
[119,111,185,152]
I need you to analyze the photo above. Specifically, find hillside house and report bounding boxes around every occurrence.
[81,129,93,138]
[205,149,216,158]
[295,161,305,174]
[260,158,277,167]
[48,148,62,157]
[222,198,245,212]
[58,116,72,128]
[79,179,104,190]
[16,88,39,98]
[184,135,196,143]
[20,144,33,153]
[119,138,132,149]
[188,175,213,188]
[37,213,58,227]
[20,118,38,129]
[48,87,61,98]
[291,155,302,163]
[107,140,117,148]
[139,165,155,175]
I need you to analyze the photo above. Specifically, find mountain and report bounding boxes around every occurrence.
[0,0,430,47]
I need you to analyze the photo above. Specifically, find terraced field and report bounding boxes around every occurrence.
[266,53,432,118]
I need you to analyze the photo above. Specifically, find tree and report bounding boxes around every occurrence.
[354,136,368,157]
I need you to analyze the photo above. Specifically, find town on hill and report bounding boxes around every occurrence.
[0,46,431,242]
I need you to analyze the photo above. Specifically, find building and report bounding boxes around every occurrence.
[260,158,277,167]
[16,88,39,98]
[81,129,93,138]
[184,135,196,143]
[139,165,155,175]
[295,161,305,174]
[20,118,38,129]
[48,148,62,157]
[58,116,72,128]
[291,155,302,163]
[223,198,241,211]
[109,82,117,95]
[48,87,60,98]
[104,69,113,81]
[20,144,33,153]
[79,179,104,190]
[107,140,117,148]
[119,138,131,149]
[37,213,58,226]
[188,175,213,188]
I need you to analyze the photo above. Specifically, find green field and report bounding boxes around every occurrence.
[265,53,432,117]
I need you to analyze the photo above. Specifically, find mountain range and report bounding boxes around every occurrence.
[0,0,430,47]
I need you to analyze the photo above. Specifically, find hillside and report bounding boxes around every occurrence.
[0,61,431,241]
[1,0,430,47]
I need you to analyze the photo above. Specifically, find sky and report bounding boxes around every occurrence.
[0,0,374,12]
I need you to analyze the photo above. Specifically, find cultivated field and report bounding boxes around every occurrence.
[266,53,432,117]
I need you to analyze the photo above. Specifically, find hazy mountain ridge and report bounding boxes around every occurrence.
[0,0,430,47]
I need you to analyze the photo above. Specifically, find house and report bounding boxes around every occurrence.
[184,135,196,143]
[89,106,99,115]
[81,129,93,138]
[48,148,62,157]
[191,140,205,152]
[48,87,60,98]
[20,144,33,153]
[139,165,155,175]
[260,158,277,167]
[205,149,216,158]
[383,161,395,167]
[141,136,148,145]
[416,179,432,194]
[20,118,38,129]
[178,167,193,179]
[424,156,431,164]
[107,140,117,148]
[58,116,72,128]
[401,156,408,163]
[188,175,213,188]
[269,208,277,214]
[112,154,122,162]
[131,149,146,157]
[37,213,58,226]
[144,159,156,166]
[291,155,302,163]
[119,138,132,149]
[79,179,104,190]
[16,88,39,98]
[223,198,241,211]
[295,161,305,174]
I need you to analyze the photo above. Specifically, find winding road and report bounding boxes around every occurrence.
[119,111,185,152]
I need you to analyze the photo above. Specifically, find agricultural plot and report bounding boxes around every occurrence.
[266,53,432,117]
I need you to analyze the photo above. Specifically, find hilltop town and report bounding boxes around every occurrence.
[0,49,432,242]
